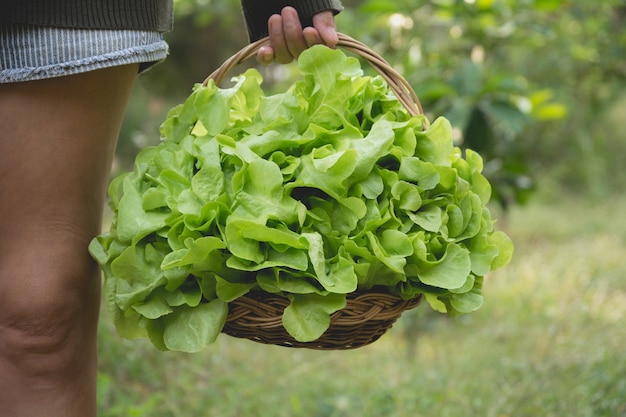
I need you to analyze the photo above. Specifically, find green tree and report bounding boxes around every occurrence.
[336,0,626,200]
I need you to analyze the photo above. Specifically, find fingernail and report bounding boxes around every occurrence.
[259,50,273,64]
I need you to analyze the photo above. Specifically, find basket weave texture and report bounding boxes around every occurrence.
[223,291,422,350]
[205,34,424,350]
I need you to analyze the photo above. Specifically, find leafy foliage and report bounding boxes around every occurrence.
[335,0,626,201]
[335,0,570,209]
[93,46,512,352]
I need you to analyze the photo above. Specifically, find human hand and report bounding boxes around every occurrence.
[256,6,338,65]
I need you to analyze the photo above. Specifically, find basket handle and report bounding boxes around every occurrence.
[202,33,423,117]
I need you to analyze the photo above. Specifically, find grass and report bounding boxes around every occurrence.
[97,194,626,416]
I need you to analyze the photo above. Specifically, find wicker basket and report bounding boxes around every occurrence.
[223,290,422,350]
[204,34,425,350]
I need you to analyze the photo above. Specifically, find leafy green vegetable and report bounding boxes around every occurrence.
[90,45,513,352]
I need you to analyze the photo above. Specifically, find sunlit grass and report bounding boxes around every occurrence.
[97,195,626,416]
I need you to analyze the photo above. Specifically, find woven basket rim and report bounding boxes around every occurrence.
[202,32,424,117]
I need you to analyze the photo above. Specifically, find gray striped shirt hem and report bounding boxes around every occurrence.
[1,25,169,83]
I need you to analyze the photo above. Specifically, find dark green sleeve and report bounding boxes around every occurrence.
[240,0,343,42]
[0,0,174,32]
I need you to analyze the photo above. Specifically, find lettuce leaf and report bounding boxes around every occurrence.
[90,45,513,351]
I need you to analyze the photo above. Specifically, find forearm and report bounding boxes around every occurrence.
[240,0,343,41]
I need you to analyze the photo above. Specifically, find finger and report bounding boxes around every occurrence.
[256,45,275,65]
[312,11,338,47]
[281,6,308,58]
[268,14,291,64]
[303,27,323,47]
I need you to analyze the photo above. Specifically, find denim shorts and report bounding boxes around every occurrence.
[0,24,169,83]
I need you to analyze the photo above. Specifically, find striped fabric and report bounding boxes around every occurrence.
[0,24,169,83]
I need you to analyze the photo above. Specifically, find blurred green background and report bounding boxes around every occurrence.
[99,0,626,415]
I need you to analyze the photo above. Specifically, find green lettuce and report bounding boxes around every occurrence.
[90,45,513,352]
